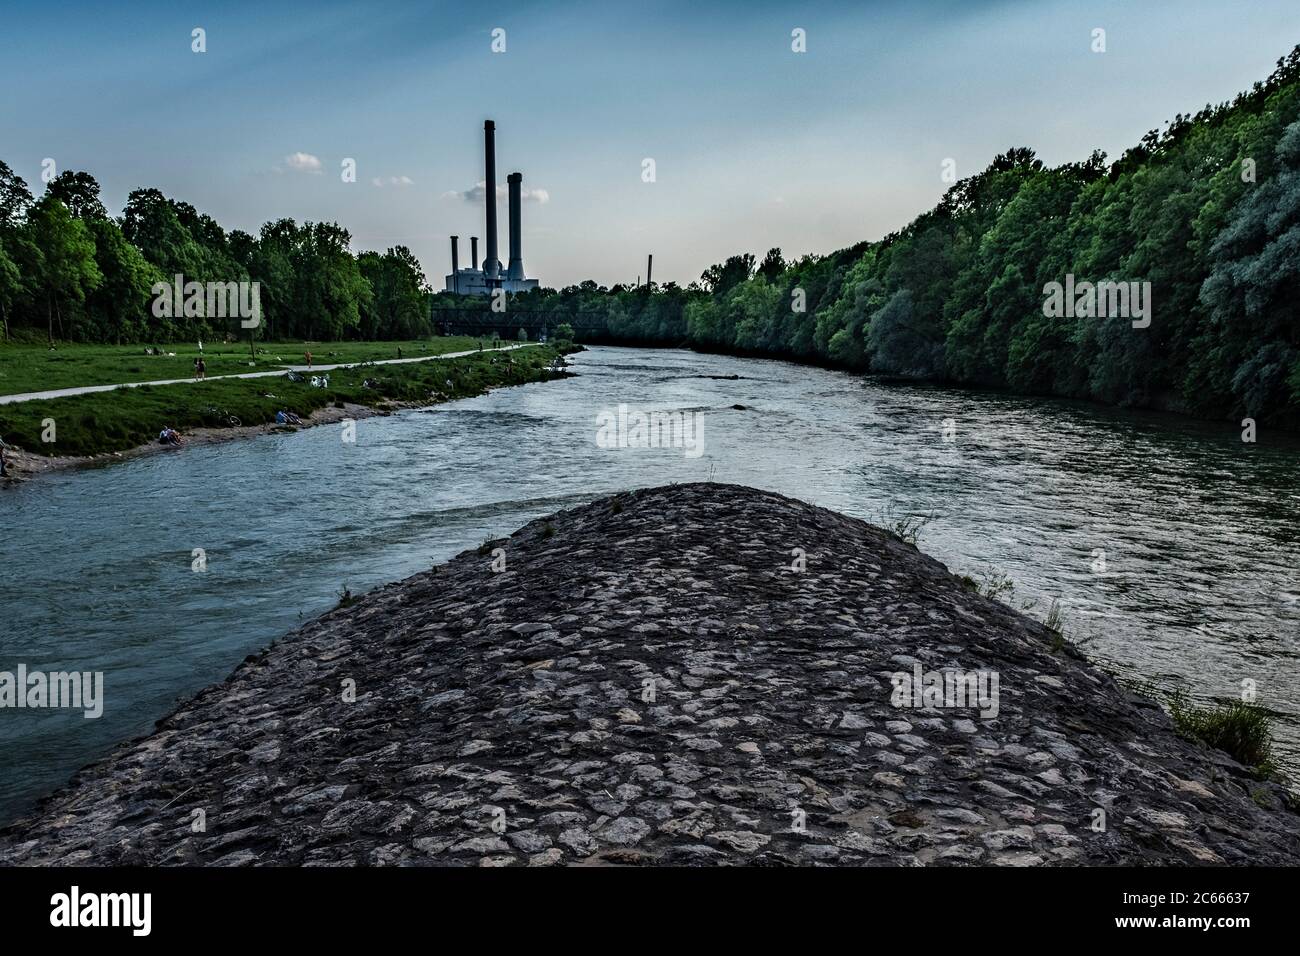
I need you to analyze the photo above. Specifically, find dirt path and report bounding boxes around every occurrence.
[0,343,538,405]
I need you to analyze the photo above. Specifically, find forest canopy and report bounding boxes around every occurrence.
[441,45,1300,425]
[0,172,426,346]
[3,45,1300,426]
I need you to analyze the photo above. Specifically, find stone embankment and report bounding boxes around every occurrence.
[3,483,1297,865]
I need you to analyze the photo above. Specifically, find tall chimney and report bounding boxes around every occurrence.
[646,254,653,290]
[471,236,479,270]
[506,172,524,281]
[449,235,459,293]
[483,120,501,281]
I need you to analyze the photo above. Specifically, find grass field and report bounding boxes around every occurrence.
[0,344,563,458]
[0,337,491,396]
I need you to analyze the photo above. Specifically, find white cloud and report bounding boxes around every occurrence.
[442,180,549,203]
[372,175,415,188]
[275,152,324,174]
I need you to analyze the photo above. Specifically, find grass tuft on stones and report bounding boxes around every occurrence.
[960,568,1016,602]
[1168,690,1279,780]
[876,505,934,546]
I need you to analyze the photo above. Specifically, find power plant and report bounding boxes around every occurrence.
[446,120,540,295]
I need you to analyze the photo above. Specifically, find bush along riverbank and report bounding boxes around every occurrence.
[0,343,576,475]
[3,483,1296,866]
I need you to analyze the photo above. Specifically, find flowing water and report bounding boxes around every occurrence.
[2,345,1298,823]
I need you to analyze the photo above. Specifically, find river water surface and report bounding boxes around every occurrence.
[2,345,1299,823]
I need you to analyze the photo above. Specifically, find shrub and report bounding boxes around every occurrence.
[1168,689,1277,777]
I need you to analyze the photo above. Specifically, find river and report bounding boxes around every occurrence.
[2,345,1298,823]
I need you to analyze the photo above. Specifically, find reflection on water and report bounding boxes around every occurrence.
[2,345,1298,822]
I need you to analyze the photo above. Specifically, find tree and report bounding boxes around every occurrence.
[868,290,946,378]
[0,238,21,340]
[757,247,786,281]
[85,218,161,343]
[1199,119,1300,416]
[25,196,101,344]
[46,171,108,221]
[700,253,755,297]
[0,161,33,229]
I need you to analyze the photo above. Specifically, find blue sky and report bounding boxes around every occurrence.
[2,0,1297,288]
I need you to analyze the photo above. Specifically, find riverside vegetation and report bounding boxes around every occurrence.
[0,336,487,395]
[3,48,1298,427]
[955,570,1282,782]
[437,46,1300,430]
[0,342,568,459]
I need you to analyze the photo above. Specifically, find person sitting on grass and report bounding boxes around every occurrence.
[158,427,184,447]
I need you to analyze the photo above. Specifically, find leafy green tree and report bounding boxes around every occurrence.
[0,161,33,229]
[0,238,21,340]
[24,196,101,344]
[700,253,755,297]
[1199,119,1300,416]
[85,218,162,343]
[868,290,945,378]
[757,247,786,281]
[46,171,108,221]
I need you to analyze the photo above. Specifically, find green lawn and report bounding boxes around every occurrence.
[0,337,493,396]
[0,344,565,458]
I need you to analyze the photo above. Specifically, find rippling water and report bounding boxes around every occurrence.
[2,345,1298,823]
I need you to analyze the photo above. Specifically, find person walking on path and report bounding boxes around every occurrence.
[304,350,313,369]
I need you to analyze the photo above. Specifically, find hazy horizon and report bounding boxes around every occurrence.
[3,0,1297,288]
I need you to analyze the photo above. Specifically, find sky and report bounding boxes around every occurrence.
[2,0,1298,289]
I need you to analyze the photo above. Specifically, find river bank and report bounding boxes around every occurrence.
[3,483,1296,866]
[2,346,1297,829]
[0,344,575,481]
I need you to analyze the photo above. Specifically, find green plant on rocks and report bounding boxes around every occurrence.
[1168,689,1278,779]
[875,505,933,546]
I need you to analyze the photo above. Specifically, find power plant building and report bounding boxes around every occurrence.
[446,120,540,295]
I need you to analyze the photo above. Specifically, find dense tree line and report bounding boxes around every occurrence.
[0,169,430,345]
[438,46,1300,426]
[6,46,1300,425]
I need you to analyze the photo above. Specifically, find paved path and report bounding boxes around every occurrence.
[0,344,539,405]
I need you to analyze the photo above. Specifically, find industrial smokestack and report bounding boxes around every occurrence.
[506,172,524,281]
[471,236,479,270]
[483,120,501,281]
[646,254,653,290]
[450,236,459,293]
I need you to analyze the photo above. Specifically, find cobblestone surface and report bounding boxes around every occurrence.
[4,483,1298,866]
